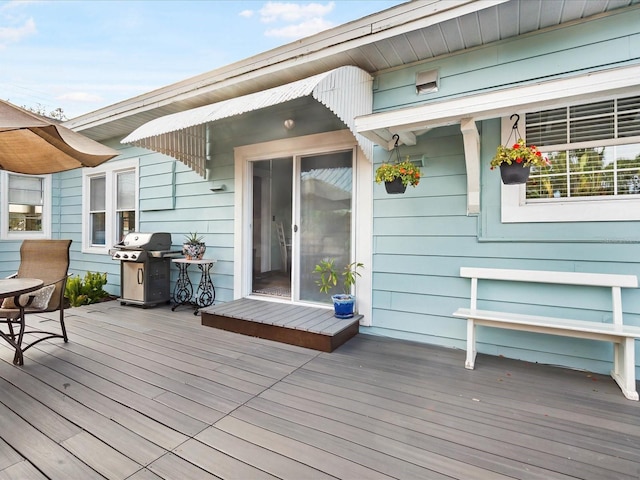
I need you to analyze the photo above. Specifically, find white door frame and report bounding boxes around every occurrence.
[233,130,373,324]
[251,162,273,273]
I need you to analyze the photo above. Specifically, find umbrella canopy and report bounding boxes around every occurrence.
[0,100,118,174]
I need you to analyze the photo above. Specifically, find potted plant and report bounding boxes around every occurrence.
[314,258,364,319]
[375,157,421,194]
[183,232,206,260]
[490,138,550,184]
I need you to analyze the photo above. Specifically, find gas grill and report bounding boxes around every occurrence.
[111,232,180,307]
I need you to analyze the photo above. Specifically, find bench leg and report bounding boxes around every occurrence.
[610,338,639,401]
[465,319,477,370]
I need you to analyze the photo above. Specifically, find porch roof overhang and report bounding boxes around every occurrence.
[122,66,373,177]
[355,63,640,214]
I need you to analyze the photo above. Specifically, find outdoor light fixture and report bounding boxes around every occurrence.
[284,119,295,130]
[416,69,439,94]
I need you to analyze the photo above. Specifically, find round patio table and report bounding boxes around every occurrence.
[0,278,43,365]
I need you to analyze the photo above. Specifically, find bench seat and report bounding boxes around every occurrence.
[453,308,640,341]
[454,267,640,401]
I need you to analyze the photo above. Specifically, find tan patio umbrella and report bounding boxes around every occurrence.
[0,99,118,174]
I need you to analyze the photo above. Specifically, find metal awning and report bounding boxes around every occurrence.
[122,66,373,177]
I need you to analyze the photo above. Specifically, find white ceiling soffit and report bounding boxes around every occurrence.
[122,66,373,177]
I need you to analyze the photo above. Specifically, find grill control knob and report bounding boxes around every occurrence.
[131,253,138,260]
[123,254,129,259]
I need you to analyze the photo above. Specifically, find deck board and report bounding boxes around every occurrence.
[0,301,638,479]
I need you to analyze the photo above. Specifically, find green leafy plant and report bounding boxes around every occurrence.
[314,259,364,295]
[490,138,550,169]
[375,158,421,187]
[184,232,204,244]
[64,272,109,307]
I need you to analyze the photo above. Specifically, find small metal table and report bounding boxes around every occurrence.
[171,259,216,315]
[0,278,44,365]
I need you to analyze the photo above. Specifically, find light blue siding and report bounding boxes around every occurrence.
[365,10,640,377]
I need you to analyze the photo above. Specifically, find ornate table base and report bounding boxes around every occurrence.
[171,259,216,315]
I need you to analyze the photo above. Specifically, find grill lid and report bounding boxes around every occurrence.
[115,232,172,251]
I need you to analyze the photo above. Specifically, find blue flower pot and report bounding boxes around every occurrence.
[332,294,355,319]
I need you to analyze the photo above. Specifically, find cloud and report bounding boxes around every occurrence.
[246,1,336,39]
[259,1,335,23]
[0,16,36,48]
[265,17,334,38]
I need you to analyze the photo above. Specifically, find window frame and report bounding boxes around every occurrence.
[0,172,52,239]
[82,158,139,254]
[500,94,640,223]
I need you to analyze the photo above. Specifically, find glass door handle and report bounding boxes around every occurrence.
[293,225,298,232]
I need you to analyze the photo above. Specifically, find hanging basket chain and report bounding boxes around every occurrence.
[507,113,523,145]
[389,133,401,164]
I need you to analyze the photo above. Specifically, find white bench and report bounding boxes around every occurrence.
[452,267,640,400]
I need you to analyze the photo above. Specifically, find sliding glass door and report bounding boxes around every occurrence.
[250,150,353,305]
[297,150,353,303]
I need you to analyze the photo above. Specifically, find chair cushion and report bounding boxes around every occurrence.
[1,284,56,310]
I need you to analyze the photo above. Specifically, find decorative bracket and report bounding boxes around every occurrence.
[460,118,480,215]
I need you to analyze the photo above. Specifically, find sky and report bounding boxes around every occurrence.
[0,0,404,119]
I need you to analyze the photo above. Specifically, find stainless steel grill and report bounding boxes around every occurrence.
[111,232,180,307]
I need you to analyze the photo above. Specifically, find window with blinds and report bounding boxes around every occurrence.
[8,175,44,232]
[83,158,138,252]
[89,175,106,245]
[524,95,640,200]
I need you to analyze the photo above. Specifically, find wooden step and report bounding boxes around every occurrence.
[200,298,361,352]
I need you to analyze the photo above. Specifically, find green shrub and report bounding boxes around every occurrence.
[65,272,110,307]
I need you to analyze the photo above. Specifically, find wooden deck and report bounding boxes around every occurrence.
[201,298,361,352]
[1,301,639,479]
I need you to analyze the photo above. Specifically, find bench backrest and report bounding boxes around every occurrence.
[460,267,638,325]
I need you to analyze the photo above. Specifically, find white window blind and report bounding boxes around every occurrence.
[524,95,640,200]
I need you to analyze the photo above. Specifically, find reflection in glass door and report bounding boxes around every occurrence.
[297,151,353,304]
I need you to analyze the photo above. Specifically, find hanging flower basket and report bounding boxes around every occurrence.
[375,159,421,194]
[491,115,550,185]
[374,134,422,194]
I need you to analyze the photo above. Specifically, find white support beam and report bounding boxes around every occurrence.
[460,117,480,215]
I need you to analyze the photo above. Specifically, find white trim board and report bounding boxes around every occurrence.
[355,64,640,145]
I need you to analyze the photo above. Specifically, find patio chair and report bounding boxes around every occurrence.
[0,239,71,365]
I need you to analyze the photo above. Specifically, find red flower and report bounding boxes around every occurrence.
[515,157,523,163]
[513,143,521,149]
